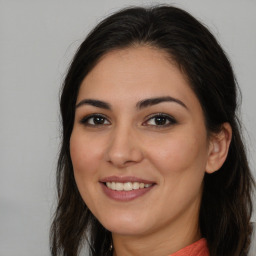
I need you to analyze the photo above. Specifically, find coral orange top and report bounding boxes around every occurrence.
[169,238,209,256]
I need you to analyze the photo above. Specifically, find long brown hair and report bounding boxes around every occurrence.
[50,5,255,256]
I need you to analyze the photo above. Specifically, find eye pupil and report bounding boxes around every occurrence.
[155,116,167,125]
[94,116,105,124]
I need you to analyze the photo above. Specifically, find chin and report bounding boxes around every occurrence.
[100,215,149,236]
[107,225,147,236]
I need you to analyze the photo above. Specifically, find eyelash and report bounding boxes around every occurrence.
[79,114,110,127]
[79,113,177,128]
[143,113,177,128]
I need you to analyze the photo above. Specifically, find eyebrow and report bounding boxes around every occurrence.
[136,96,188,110]
[76,99,111,109]
[75,96,187,110]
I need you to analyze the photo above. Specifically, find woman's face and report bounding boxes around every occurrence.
[70,46,212,238]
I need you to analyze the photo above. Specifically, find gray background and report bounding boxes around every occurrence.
[0,0,255,255]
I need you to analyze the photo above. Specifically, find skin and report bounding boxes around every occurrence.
[70,46,232,256]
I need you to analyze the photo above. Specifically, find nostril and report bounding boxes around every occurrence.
[105,134,144,167]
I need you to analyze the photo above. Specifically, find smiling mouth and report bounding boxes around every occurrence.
[105,181,153,191]
[100,176,156,201]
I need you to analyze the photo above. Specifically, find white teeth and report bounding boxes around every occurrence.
[106,182,152,191]
[132,182,140,190]
[111,182,116,190]
[115,182,124,191]
[123,182,133,191]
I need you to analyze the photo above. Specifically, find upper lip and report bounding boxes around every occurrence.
[100,176,155,184]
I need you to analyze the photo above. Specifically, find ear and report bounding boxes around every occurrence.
[206,122,232,174]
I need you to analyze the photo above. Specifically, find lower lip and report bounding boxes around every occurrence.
[100,183,155,201]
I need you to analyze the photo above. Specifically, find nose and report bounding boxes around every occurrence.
[105,125,144,168]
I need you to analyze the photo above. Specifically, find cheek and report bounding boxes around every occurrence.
[146,131,209,178]
[70,131,102,175]
[69,131,106,201]
[69,131,105,213]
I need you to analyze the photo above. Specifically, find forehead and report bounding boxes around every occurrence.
[77,46,197,107]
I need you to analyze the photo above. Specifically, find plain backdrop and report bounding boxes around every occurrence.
[0,0,255,255]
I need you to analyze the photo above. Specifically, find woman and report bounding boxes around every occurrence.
[50,5,254,256]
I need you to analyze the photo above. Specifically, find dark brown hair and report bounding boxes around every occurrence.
[50,5,254,256]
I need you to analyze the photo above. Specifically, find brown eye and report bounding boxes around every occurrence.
[80,114,111,126]
[153,116,169,125]
[143,114,177,127]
